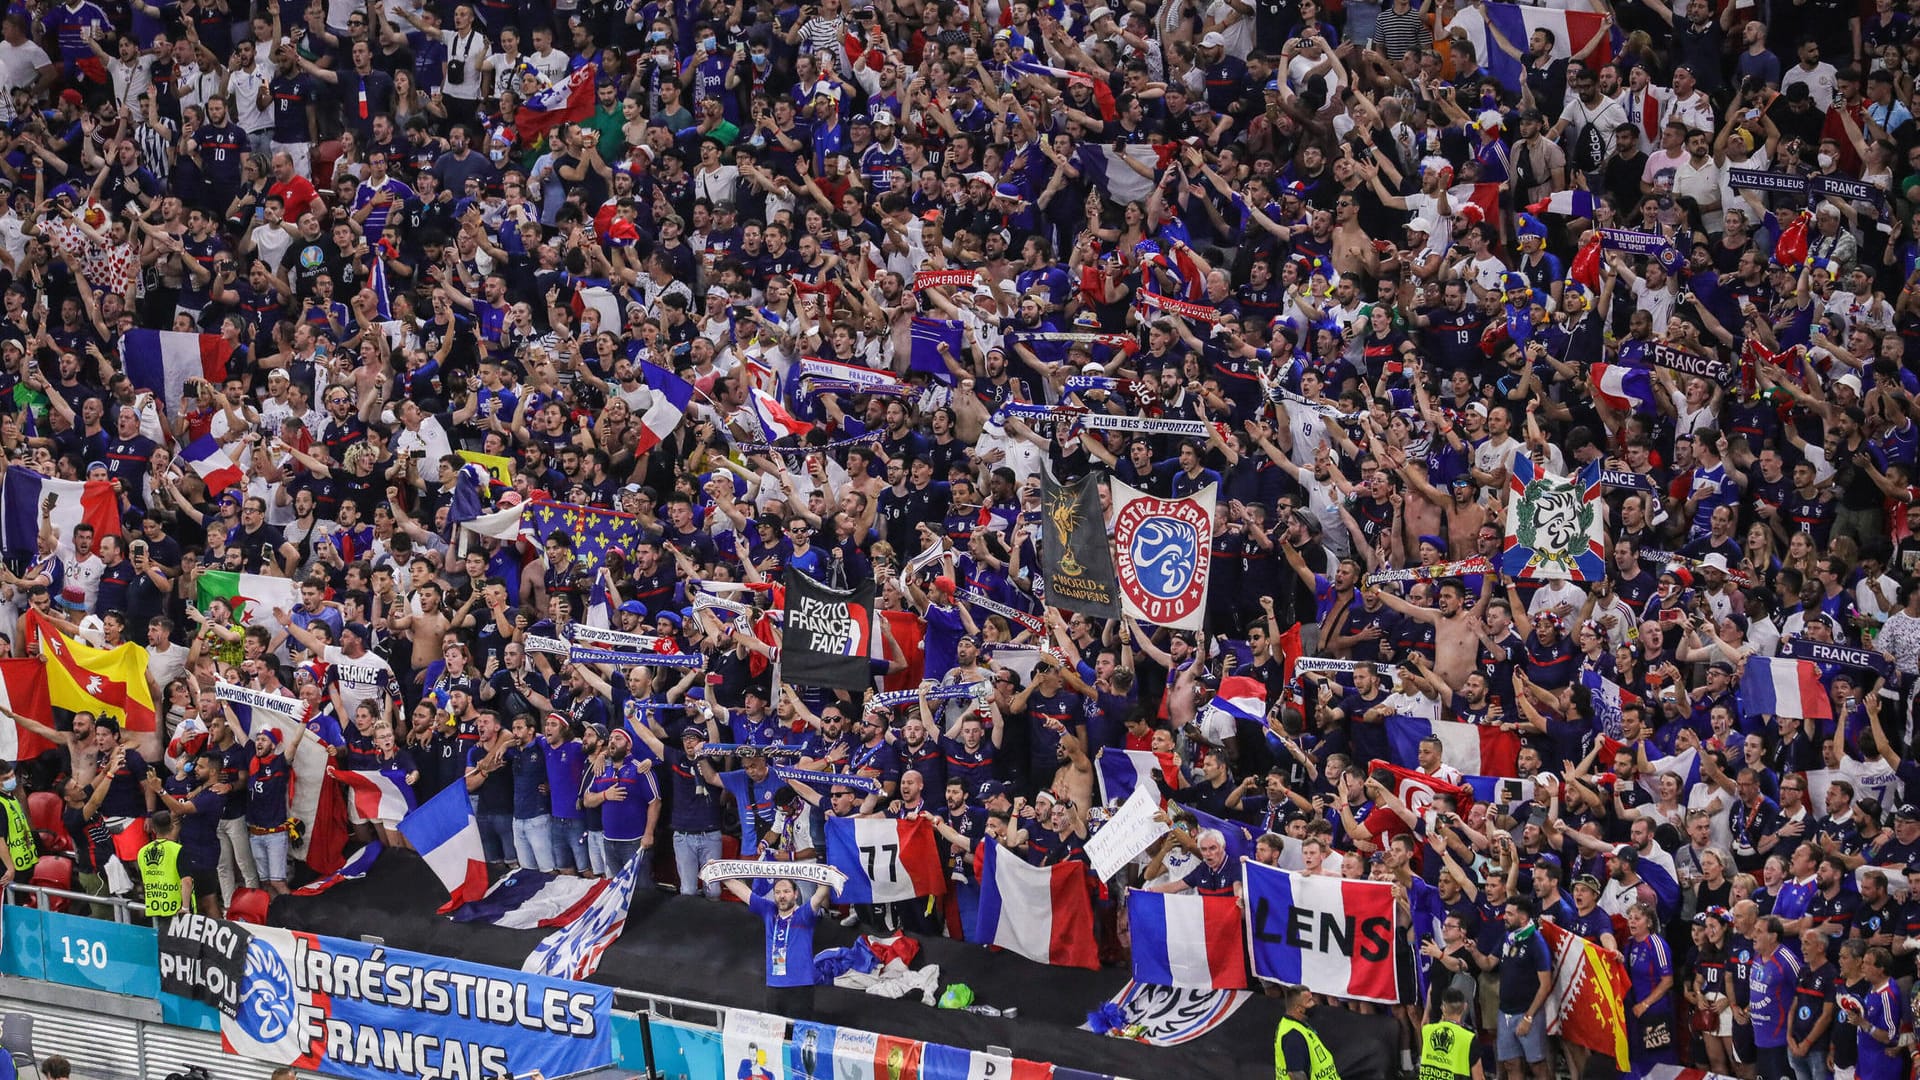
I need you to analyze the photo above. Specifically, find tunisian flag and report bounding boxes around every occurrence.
[1539,921,1632,1071]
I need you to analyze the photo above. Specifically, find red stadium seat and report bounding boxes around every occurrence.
[26,793,68,854]
[27,857,72,912]
[227,887,270,925]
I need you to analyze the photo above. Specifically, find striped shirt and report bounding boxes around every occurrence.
[1373,4,1430,60]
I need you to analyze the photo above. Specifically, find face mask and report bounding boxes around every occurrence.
[649,30,668,42]
[700,37,717,52]
[753,52,769,66]
[1818,152,1836,169]
[4,778,18,793]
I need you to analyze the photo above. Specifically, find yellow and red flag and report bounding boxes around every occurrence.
[22,609,157,735]
[1539,920,1632,1071]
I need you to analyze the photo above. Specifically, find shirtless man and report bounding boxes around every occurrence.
[1049,722,1096,810]
[391,580,453,694]
[2,705,99,788]
[1373,577,1485,690]
[1398,457,1494,560]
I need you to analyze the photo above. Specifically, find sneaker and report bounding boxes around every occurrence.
[839,910,860,927]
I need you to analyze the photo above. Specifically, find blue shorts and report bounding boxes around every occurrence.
[1497,1012,1548,1064]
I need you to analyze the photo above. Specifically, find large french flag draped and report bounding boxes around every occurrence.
[449,868,612,929]
[290,842,383,896]
[1127,889,1248,990]
[1,466,121,559]
[396,780,490,913]
[635,360,695,455]
[515,63,598,142]
[1452,2,1614,95]
[1589,363,1655,411]
[331,765,416,825]
[1384,714,1520,777]
[1739,656,1833,720]
[824,817,947,904]
[180,435,243,495]
[974,838,1098,969]
[1242,861,1399,1002]
[120,329,235,420]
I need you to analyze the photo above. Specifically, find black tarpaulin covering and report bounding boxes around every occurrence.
[271,850,1399,1080]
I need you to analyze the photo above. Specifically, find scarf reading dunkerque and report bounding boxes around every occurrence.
[912,269,981,291]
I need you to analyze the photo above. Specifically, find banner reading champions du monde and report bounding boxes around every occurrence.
[220,926,614,1080]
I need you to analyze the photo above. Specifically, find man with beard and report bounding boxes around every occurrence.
[719,874,834,1014]
[583,727,660,882]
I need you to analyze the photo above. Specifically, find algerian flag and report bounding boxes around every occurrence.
[197,570,300,627]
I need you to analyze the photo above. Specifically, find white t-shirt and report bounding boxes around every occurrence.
[0,39,49,97]
[323,645,397,714]
[1782,62,1839,111]
[528,48,569,85]
[229,57,273,134]
[441,29,489,100]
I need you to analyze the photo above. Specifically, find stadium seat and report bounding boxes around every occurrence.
[27,857,72,912]
[26,793,68,855]
[227,887,271,925]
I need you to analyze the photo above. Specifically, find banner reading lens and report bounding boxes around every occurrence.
[221,926,615,1080]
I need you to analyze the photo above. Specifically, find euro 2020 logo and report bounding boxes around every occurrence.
[237,937,297,1044]
[1113,495,1211,625]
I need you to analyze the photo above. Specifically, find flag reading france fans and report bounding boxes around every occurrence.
[780,571,875,691]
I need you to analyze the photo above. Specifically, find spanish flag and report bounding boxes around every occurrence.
[21,609,157,734]
[1539,920,1632,1071]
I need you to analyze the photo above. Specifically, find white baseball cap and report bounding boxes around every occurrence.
[1407,217,1433,234]
[1201,31,1226,48]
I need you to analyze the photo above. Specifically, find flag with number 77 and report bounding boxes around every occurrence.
[823,817,948,903]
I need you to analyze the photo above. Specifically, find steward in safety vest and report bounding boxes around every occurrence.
[137,809,194,919]
[0,759,37,884]
[1275,984,1341,1080]
[1420,989,1483,1080]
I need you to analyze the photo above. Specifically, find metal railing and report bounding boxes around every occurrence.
[4,883,142,923]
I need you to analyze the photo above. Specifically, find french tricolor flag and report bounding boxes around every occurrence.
[1127,889,1247,990]
[1096,746,1178,803]
[120,330,235,425]
[636,360,694,455]
[1243,861,1400,1001]
[1204,676,1267,727]
[1590,363,1654,412]
[333,765,417,825]
[1739,656,1833,720]
[974,838,1098,969]
[395,779,490,913]
[179,435,243,495]
[1530,190,1597,219]
[1385,714,1521,777]
[747,387,813,442]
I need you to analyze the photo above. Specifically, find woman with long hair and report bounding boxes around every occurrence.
[1688,909,1735,1075]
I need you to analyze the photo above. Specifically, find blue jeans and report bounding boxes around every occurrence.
[586,831,609,876]
[248,830,289,883]
[673,830,723,897]
[512,814,555,872]
[475,810,514,864]
[1787,1047,1826,1080]
[551,817,587,872]
[604,839,653,889]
